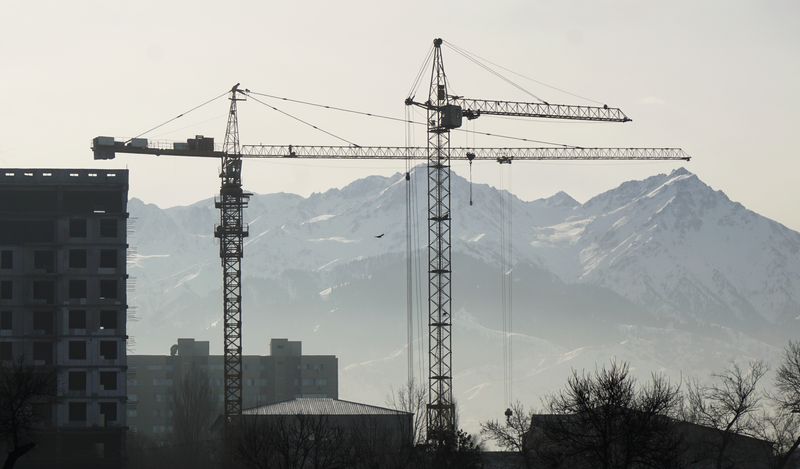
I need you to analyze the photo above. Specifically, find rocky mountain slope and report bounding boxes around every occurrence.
[126,167,800,432]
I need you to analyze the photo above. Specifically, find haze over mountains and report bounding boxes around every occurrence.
[127,167,800,432]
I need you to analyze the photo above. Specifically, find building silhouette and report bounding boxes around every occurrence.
[127,337,337,436]
[0,169,128,468]
[232,398,414,467]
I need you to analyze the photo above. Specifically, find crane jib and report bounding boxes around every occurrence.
[92,138,690,162]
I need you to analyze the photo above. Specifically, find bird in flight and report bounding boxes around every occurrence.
[375,234,384,239]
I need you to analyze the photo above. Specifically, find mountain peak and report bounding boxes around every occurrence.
[670,167,692,177]
[542,191,580,208]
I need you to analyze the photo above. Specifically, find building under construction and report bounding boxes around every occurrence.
[0,169,128,468]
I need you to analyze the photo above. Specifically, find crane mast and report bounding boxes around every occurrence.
[215,84,249,420]
[425,38,456,445]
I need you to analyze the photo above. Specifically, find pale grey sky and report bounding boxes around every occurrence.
[1,1,798,230]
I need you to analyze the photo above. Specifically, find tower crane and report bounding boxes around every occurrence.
[402,38,680,445]
[91,38,690,445]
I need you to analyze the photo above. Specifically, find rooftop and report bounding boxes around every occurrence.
[0,168,128,185]
[242,398,411,416]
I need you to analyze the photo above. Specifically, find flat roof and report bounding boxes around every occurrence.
[0,168,128,185]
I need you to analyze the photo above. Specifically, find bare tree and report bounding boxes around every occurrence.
[685,360,768,469]
[753,409,800,469]
[0,359,55,469]
[480,401,536,469]
[536,360,683,469]
[772,341,800,468]
[171,362,219,469]
[388,384,482,468]
[233,415,281,469]
[233,414,349,469]
[299,414,348,469]
[387,380,426,446]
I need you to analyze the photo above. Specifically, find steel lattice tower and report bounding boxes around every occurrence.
[215,84,250,421]
[426,38,456,443]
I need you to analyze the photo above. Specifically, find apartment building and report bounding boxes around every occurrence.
[0,169,128,468]
[127,338,337,436]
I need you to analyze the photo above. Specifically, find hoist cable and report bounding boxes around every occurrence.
[408,46,435,100]
[454,128,578,148]
[245,90,579,147]
[405,106,414,386]
[500,168,507,405]
[444,40,605,105]
[246,91,415,126]
[129,89,230,142]
[444,42,547,104]
[499,164,514,406]
[242,91,359,147]
[404,106,426,385]
[413,110,426,384]
[507,171,513,405]
[150,112,229,139]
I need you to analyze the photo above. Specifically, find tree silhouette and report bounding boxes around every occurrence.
[480,401,536,469]
[233,413,348,469]
[387,380,427,446]
[535,360,683,469]
[170,363,220,469]
[0,359,55,469]
[772,341,800,468]
[685,360,768,469]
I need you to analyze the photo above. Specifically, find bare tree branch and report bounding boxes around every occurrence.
[772,341,800,468]
[0,359,56,469]
[480,401,536,469]
[536,360,683,469]
[170,362,220,468]
[387,380,427,446]
[685,360,768,469]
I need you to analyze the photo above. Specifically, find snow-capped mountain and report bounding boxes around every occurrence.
[129,167,800,334]
[125,167,800,434]
[531,168,800,331]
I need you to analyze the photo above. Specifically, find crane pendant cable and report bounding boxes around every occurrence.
[500,164,514,406]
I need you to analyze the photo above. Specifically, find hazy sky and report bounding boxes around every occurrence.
[2,1,798,230]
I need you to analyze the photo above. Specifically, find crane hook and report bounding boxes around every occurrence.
[467,152,475,206]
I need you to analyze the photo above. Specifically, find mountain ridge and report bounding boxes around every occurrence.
[128,166,800,334]
[124,167,799,435]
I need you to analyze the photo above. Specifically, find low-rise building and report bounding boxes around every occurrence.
[127,338,337,436]
[233,397,414,467]
[527,412,776,469]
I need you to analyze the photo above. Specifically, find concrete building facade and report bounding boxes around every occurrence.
[127,338,337,437]
[0,169,128,467]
